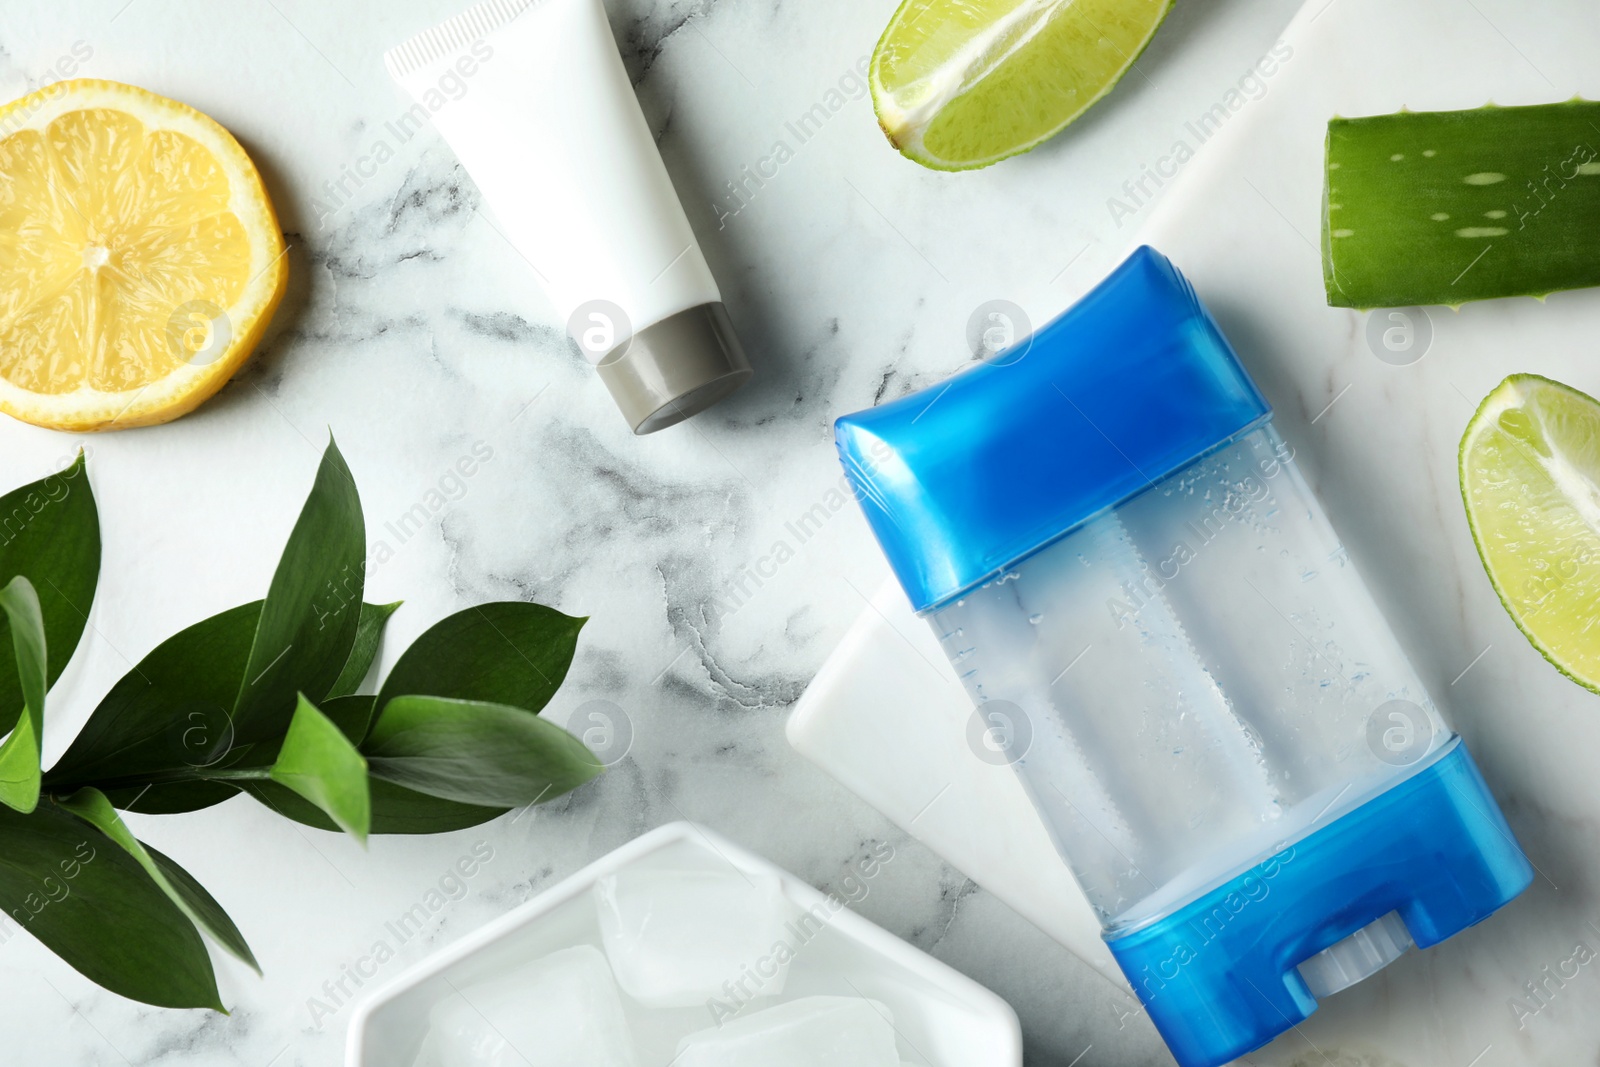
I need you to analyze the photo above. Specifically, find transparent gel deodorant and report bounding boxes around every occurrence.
[835,248,1531,1067]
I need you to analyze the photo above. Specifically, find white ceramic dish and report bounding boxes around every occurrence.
[346,821,1023,1066]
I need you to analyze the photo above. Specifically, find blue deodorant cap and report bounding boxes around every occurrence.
[835,246,1269,613]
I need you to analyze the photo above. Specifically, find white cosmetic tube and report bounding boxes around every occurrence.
[385,0,752,434]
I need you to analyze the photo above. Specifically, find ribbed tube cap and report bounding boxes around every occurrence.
[597,302,752,435]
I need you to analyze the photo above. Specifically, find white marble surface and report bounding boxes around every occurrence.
[0,0,1345,1063]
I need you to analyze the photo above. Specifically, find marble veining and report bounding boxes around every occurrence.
[0,0,1340,1063]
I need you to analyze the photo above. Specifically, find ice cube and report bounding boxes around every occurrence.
[674,996,901,1067]
[595,866,795,1008]
[414,945,638,1067]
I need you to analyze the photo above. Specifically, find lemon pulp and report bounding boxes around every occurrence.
[0,80,286,430]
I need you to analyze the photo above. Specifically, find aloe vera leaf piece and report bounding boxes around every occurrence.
[1323,99,1600,308]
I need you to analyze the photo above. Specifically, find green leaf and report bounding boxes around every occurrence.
[376,603,585,715]
[146,844,257,974]
[241,777,504,835]
[46,602,262,790]
[268,695,370,843]
[224,694,373,771]
[0,799,222,1010]
[367,779,505,834]
[0,453,99,737]
[101,780,241,815]
[0,576,47,813]
[365,695,602,808]
[239,695,502,835]
[55,787,258,973]
[237,779,336,831]
[322,694,379,745]
[233,437,365,746]
[328,601,402,700]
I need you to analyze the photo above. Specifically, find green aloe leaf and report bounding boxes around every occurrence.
[1324,99,1600,307]
[241,777,504,835]
[0,799,222,1010]
[328,601,402,700]
[55,787,258,973]
[364,695,601,808]
[0,454,99,737]
[46,602,261,791]
[376,603,585,715]
[268,695,370,843]
[0,576,47,813]
[233,438,365,746]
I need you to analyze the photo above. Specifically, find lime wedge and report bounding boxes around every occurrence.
[1460,373,1600,692]
[871,0,1174,171]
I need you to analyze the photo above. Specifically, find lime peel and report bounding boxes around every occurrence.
[1460,373,1600,693]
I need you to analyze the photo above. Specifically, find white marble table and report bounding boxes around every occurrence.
[0,0,1373,1063]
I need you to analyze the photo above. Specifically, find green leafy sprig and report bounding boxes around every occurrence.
[0,439,602,1009]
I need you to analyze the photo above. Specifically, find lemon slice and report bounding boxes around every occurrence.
[0,79,287,431]
[1460,373,1600,692]
[871,0,1174,171]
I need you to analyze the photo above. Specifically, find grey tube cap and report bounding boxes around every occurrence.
[596,302,753,435]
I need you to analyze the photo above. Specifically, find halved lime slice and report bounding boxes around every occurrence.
[1460,373,1600,692]
[871,0,1174,171]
